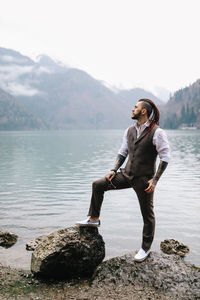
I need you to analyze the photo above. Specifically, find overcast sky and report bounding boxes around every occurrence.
[0,0,200,100]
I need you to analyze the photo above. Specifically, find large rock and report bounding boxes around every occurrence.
[26,235,47,251]
[92,251,200,300]
[0,229,18,248]
[30,226,105,279]
[160,239,189,257]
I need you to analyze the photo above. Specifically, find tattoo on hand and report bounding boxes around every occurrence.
[152,161,168,185]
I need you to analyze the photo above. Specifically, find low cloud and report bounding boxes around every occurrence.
[1,81,39,96]
[1,55,31,65]
[0,65,34,80]
[0,63,51,97]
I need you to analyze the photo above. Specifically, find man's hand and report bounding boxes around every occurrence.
[145,179,156,194]
[106,171,116,182]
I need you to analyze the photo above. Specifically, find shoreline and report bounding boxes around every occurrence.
[1,244,199,271]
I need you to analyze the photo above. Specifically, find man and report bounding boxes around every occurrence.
[76,98,170,262]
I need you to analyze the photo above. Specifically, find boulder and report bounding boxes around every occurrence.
[160,239,189,257]
[92,251,200,300]
[30,226,105,279]
[0,229,18,248]
[26,235,47,251]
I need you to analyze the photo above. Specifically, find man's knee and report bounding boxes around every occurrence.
[92,178,107,191]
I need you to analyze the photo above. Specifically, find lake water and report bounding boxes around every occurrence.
[0,129,199,269]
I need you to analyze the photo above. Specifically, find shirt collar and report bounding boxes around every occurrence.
[134,120,150,129]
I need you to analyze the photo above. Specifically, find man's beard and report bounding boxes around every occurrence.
[131,110,142,120]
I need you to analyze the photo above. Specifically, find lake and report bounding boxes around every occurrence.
[0,129,199,269]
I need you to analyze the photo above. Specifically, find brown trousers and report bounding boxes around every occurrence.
[88,172,155,251]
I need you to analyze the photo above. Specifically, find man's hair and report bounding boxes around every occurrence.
[138,98,160,130]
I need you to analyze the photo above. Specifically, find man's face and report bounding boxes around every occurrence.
[131,102,143,120]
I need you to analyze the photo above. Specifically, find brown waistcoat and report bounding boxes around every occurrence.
[121,125,158,181]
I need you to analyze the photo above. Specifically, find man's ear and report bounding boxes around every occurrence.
[141,108,147,115]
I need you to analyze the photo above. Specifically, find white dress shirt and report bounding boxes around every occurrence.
[118,121,170,163]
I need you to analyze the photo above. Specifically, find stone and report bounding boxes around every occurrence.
[160,239,190,257]
[92,251,200,300]
[26,235,47,251]
[31,226,105,279]
[0,229,18,248]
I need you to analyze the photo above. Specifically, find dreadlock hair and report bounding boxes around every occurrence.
[138,98,160,132]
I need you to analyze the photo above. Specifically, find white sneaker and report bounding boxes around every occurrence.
[76,217,101,227]
[134,248,151,262]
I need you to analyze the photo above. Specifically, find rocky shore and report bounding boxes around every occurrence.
[0,265,172,300]
[1,252,199,300]
[0,227,199,300]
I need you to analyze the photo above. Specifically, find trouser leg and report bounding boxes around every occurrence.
[88,172,131,218]
[133,176,155,251]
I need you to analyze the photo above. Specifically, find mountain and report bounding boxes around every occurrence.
[0,48,34,66]
[152,86,171,103]
[0,47,164,130]
[117,88,163,112]
[0,88,46,130]
[36,54,69,73]
[160,80,200,129]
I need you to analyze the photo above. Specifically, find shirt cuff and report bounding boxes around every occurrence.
[160,156,170,163]
[118,151,128,158]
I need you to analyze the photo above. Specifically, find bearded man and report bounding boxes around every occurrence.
[76,98,170,262]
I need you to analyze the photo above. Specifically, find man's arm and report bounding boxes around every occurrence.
[106,154,126,181]
[111,154,126,172]
[152,161,168,185]
[145,160,168,193]
[106,128,129,181]
[145,128,170,193]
